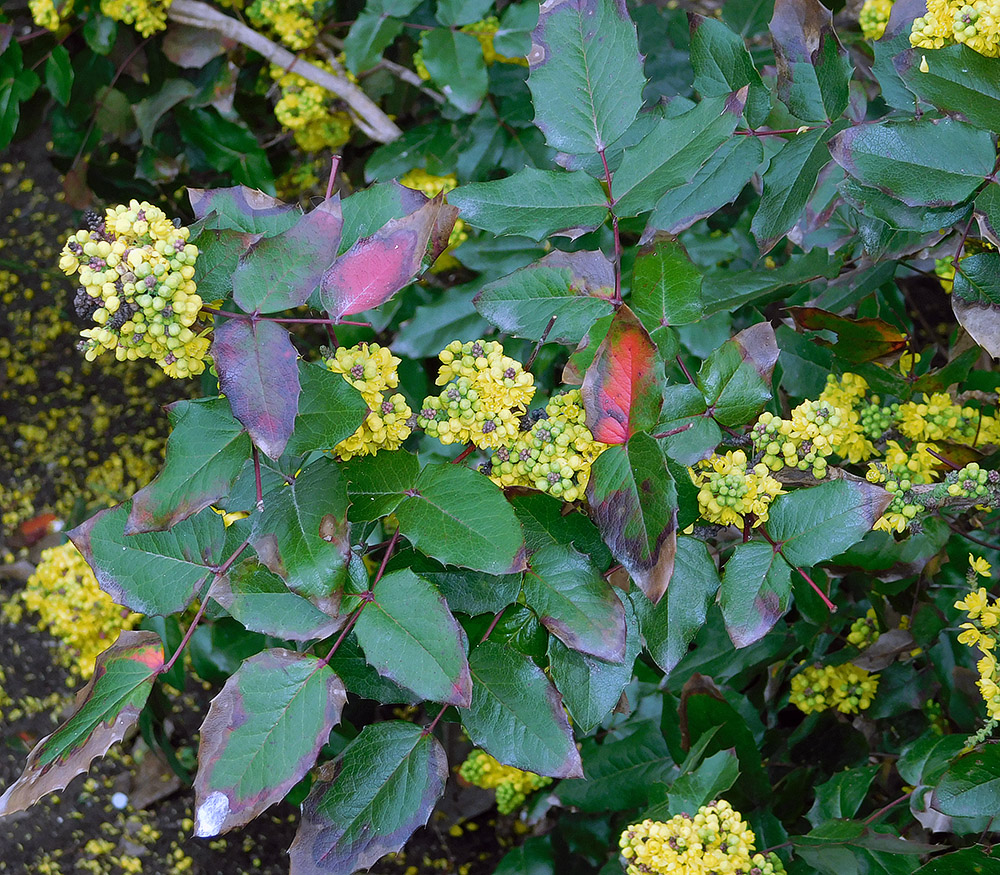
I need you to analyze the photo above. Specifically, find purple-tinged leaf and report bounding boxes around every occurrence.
[289,722,447,875]
[696,322,778,427]
[789,306,908,363]
[233,197,344,314]
[581,305,663,446]
[951,252,1000,358]
[189,226,260,302]
[319,197,458,321]
[522,543,626,662]
[70,503,226,615]
[126,398,250,534]
[213,317,300,460]
[462,640,583,778]
[189,185,301,234]
[719,540,792,648]
[586,434,678,604]
[194,649,346,837]
[0,631,163,816]
[354,569,472,706]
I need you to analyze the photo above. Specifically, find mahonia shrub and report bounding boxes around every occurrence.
[9,0,1000,874]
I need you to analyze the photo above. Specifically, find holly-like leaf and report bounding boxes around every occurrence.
[511,491,614,570]
[840,178,972,234]
[789,307,908,363]
[286,361,370,457]
[388,552,523,617]
[341,451,419,522]
[696,322,778,427]
[631,536,720,674]
[463,640,583,778]
[652,384,721,467]
[719,540,792,649]
[339,181,427,252]
[952,252,1000,358]
[213,560,347,642]
[526,0,646,156]
[342,9,404,75]
[807,765,879,827]
[581,305,663,445]
[126,398,250,534]
[549,596,640,733]
[252,458,351,605]
[523,543,626,662]
[354,568,472,706]
[630,235,704,330]
[612,92,747,218]
[976,183,1000,248]
[586,433,678,604]
[288,722,447,874]
[319,196,457,321]
[421,29,488,113]
[44,44,73,106]
[232,198,344,314]
[189,226,258,303]
[770,0,852,122]
[213,317,300,460]
[0,631,163,816]
[70,503,226,615]
[828,118,995,208]
[194,649,346,837]
[394,463,526,575]
[662,749,740,816]
[189,185,301,235]
[474,251,615,343]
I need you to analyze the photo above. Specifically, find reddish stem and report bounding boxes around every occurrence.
[676,355,697,386]
[795,565,837,613]
[652,423,693,439]
[525,315,557,372]
[451,443,476,465]
[423,704,449,736]
[925,447,961,470]
[319,601,367,666]
[863,790,913,825]
[598,147,622,307]
[480,608,506,643]
[252,446,264,511]
[952,214,976,274]
[326,156,341,199]
[200,305,369,328]
[735,127,816,136]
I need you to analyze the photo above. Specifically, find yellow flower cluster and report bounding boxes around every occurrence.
[248,0,318,50]
[860,0,894,38]
[789,662,880,715]
[100,0,171,37]
[865,462,922,533]
[847,608,880,648]
[270,63,353,153]
[911,0,1000,56]
[458,750,552,815]
[935,239,994,292]
[956,556,1000,721]
[898,391,998,446]
[398,169,468,271]
[487,389,607,503]
[325,343,412,460]
[58,201,210,379]
[6,542,141,678]
[414,16,528,79]
[691,450,783,528]
[619,801,786,875]
[29,0,74,31]
[418,340,535,450]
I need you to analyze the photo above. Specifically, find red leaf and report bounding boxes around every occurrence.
[319,196,458,321]
[581,305,663,445]
[212,318,300,460]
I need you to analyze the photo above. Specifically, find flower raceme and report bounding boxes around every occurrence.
[956,554,1000,721]
[458,749,551,815]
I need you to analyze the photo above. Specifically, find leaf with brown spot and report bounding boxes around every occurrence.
[789,306,908,363]
[0,631,163,816]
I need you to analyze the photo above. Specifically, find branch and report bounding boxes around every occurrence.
[166,0,402,143]
[323,36,445,105]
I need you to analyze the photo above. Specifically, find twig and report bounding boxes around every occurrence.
[599,148,622,307]
[166,0,401,143]
[525,316,557,372]
[323,35,446,104]
[451,443,476,465]
[863,790,913,825]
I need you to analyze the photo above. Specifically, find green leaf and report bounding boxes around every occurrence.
[341,451,419,522]
[189,228,256,302]
[388,551,523,616]
[395,463,527,575]
[133,79,197,145]
[789,307,908,364]
[914,848,1000,874]
[289,722,447,874]
[0,631,163,816]
[436,0,493,26]
[646,136,764,236]
[189,186,301,236]
[193,649,346,836]
[696,322,778,427]
[523,544,626,661]
[343,9,404,74]
[421,29,488,113]
[612,92,747,217]
[932,746,1000,817]
[952,252,1000,358]
[526,0,646,155]
[511,491,614,571]
[894,45,1000,134]
[581,305,664,445]
[549,596,640,733]
[586,434,678,604]
[630,235,704,330]
[286,361,370,457]
[450,168,609,241]
[0,40,40,150]
[631,536,720,674]
[807,766,879,827]
[463,640,583,778]
[556,720,673,811]
[212,317,300,460]
[840,178,972,233]
[232,198,343,314]
[340,181,426,252]
[322,634,417,704]
[495,837,556,875]
[474,252,615,344]
[252,458,351,605]
[976,182,1000,247]
[770,0,852,121]
[689,15,770,128]
[177,107,274,192]
[354,569,472,706]
[70,503,226,616]
[213,560,347,642]
[719,540,792,648]
[126,398,250,534]
[828,118,995,208]
[663,748,739,815]
[44,45,73,106]
[652,384,721,467]
[83,13,117,54]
